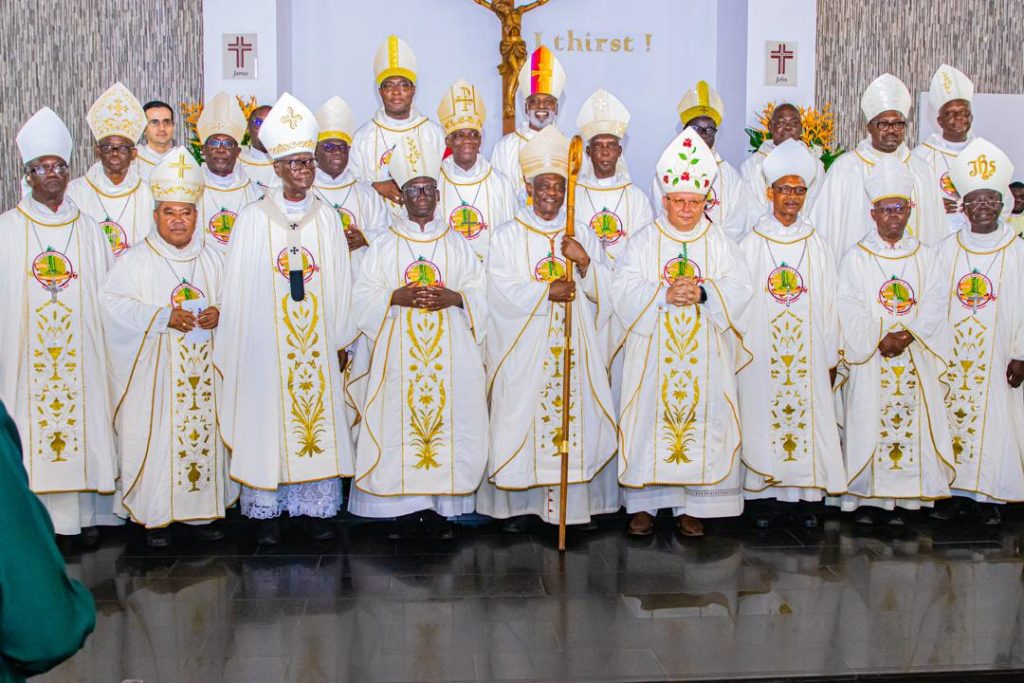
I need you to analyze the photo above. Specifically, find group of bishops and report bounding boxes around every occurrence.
[4,36,1024,549]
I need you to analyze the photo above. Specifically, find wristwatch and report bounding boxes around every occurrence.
[698,285,708,304]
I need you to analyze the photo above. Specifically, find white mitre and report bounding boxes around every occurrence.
[656,127,718,195]
[928,64,974,111]
[197,92,247,143]
[762,138,818,186]
[865,155,914,203]
[861,73,912,121]
[388,134,442,188]
[260,93,319,159]
[576,88,629,141]
[17,107,74,164]
[150,147,205,204]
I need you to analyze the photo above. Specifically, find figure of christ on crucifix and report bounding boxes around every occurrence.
[473,0,551,134]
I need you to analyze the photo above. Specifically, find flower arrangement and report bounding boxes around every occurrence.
[179,95,259,165]
[745,102,844,170]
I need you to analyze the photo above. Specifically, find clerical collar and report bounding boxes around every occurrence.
[374,107,426,129]
[518,206,567,233]
[930,133,972,153]
[85,161,142,194]
[442,155,488,181]
[315,167,355,188]
[392,216,447,240]
[145,229,205,261]
[959,223,1014,251]
[242,146,272,163]
[860,229,918,257]
[274,191,311,218]
[855,137,910,163]
[516,122,538,140]
[204,164,249,190]
[655,216,711,242]
[138,144,171,164]
[579,169,629,188]
[754,212,813,241]
[20,193,78,224]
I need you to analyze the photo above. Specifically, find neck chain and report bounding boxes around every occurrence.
[764,238,808,273]
[448,175,485,211]
[404,227,442,266]
[583,185,626,219]
[94,183,135,226]
[160,249,198,289]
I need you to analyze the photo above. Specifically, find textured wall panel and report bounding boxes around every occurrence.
[816,0,1024,151]
[0,0,203,207]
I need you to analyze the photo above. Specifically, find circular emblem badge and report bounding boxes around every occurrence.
[449,204,486,241]
[534,255,567,283]
[956,271,996,310]
[101,220,129,256]
[939,172,959,200]
[32,250,76,292]
[878,278,916,316]
[404,258,443,288]
[379,145,396,168]
[590,210,625,246]
[208,210,237,245]
[767,265,806,305]
[336,206,356,232]
[662,257,702,284]
[170,282,206,307]
[276,247,318,283]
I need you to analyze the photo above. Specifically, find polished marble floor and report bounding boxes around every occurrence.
[38,506,1024,683]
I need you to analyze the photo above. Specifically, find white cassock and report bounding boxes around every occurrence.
[349,108,445,214]
[313,166,389,277]
[199,165,261,255]
[737,213,846,501]
[0,195,119,534]
[837,230,954,510]
[614,218,752,517]
[134,144,171,180]
[935,225,1024,502]
[237,146,281,192]
[490,124,568,202]
[739,140,825,215]
[810,139,947,257]
[100,232,238,528]
[347,217,489,517]
[438,155,517,263]
[477,208,619,524]
[67,162,155,258]
[911,133,973,234]
[650,153,760,241]
[214,189,356,516]
[575,167,654,412]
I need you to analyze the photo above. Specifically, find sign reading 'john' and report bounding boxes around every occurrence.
[223,34,258,80]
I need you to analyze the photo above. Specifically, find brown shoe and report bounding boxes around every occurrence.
[627,511,655,536]
[676,514,704,537]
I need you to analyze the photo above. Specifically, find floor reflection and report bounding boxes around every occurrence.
[36,508,1024,682]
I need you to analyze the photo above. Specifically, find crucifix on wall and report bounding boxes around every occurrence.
[473,0,551,134]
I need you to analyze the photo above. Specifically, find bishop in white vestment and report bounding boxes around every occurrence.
[911,65,975,234]
[737,140,845,527]
[478,126,619,530]
[101,149,237,547]
[0,108,119,539]
[196,92,260,253]
[489,45,567,200]
[348,135,489,536]
[214,94,356,545]
[67,82,154,258]
[437,79,517,262]
[615,128,753,538]
[350,36,445,214]
[810,74,947,257]
[935,138,1024,521]
[836,157,954,523]
[649,81,759,241]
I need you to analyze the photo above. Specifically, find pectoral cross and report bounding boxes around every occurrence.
[45,281,61,303]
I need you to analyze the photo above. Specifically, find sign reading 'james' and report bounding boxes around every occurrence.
[223,34,258,80]
[765,40,797,87]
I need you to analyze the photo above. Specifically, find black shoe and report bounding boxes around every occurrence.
[753,509,775,529]
[421,512,455,540]
[853,509,875,525]
[193,523,225,542]
[146,528,172,548]
[388,513,420,540]
[975,503,1002,526]
[929,498,958,520]
[794,511,819,529]
[257,519,281,546]
[78,526,101,548]
[501,515,532,534]
[884,509,907,526]
[306,517,337,541]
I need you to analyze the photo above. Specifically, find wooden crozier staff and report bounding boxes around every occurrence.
[558,135,584,551]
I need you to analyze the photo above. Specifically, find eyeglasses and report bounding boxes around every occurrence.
[665,197,707,209]
[772,185,808,196]
[278,158,316,171]
[27,162,69,177]
[98,143,134,155]
[689,124,718,136]
[963,198,1003,208]
[206,138,238,150]
[874,203,912,215]
[319,141,349,153]
[380,80,414,93]
[872,120,906,133]
[250,117,264,128]
[403,184,438,198]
